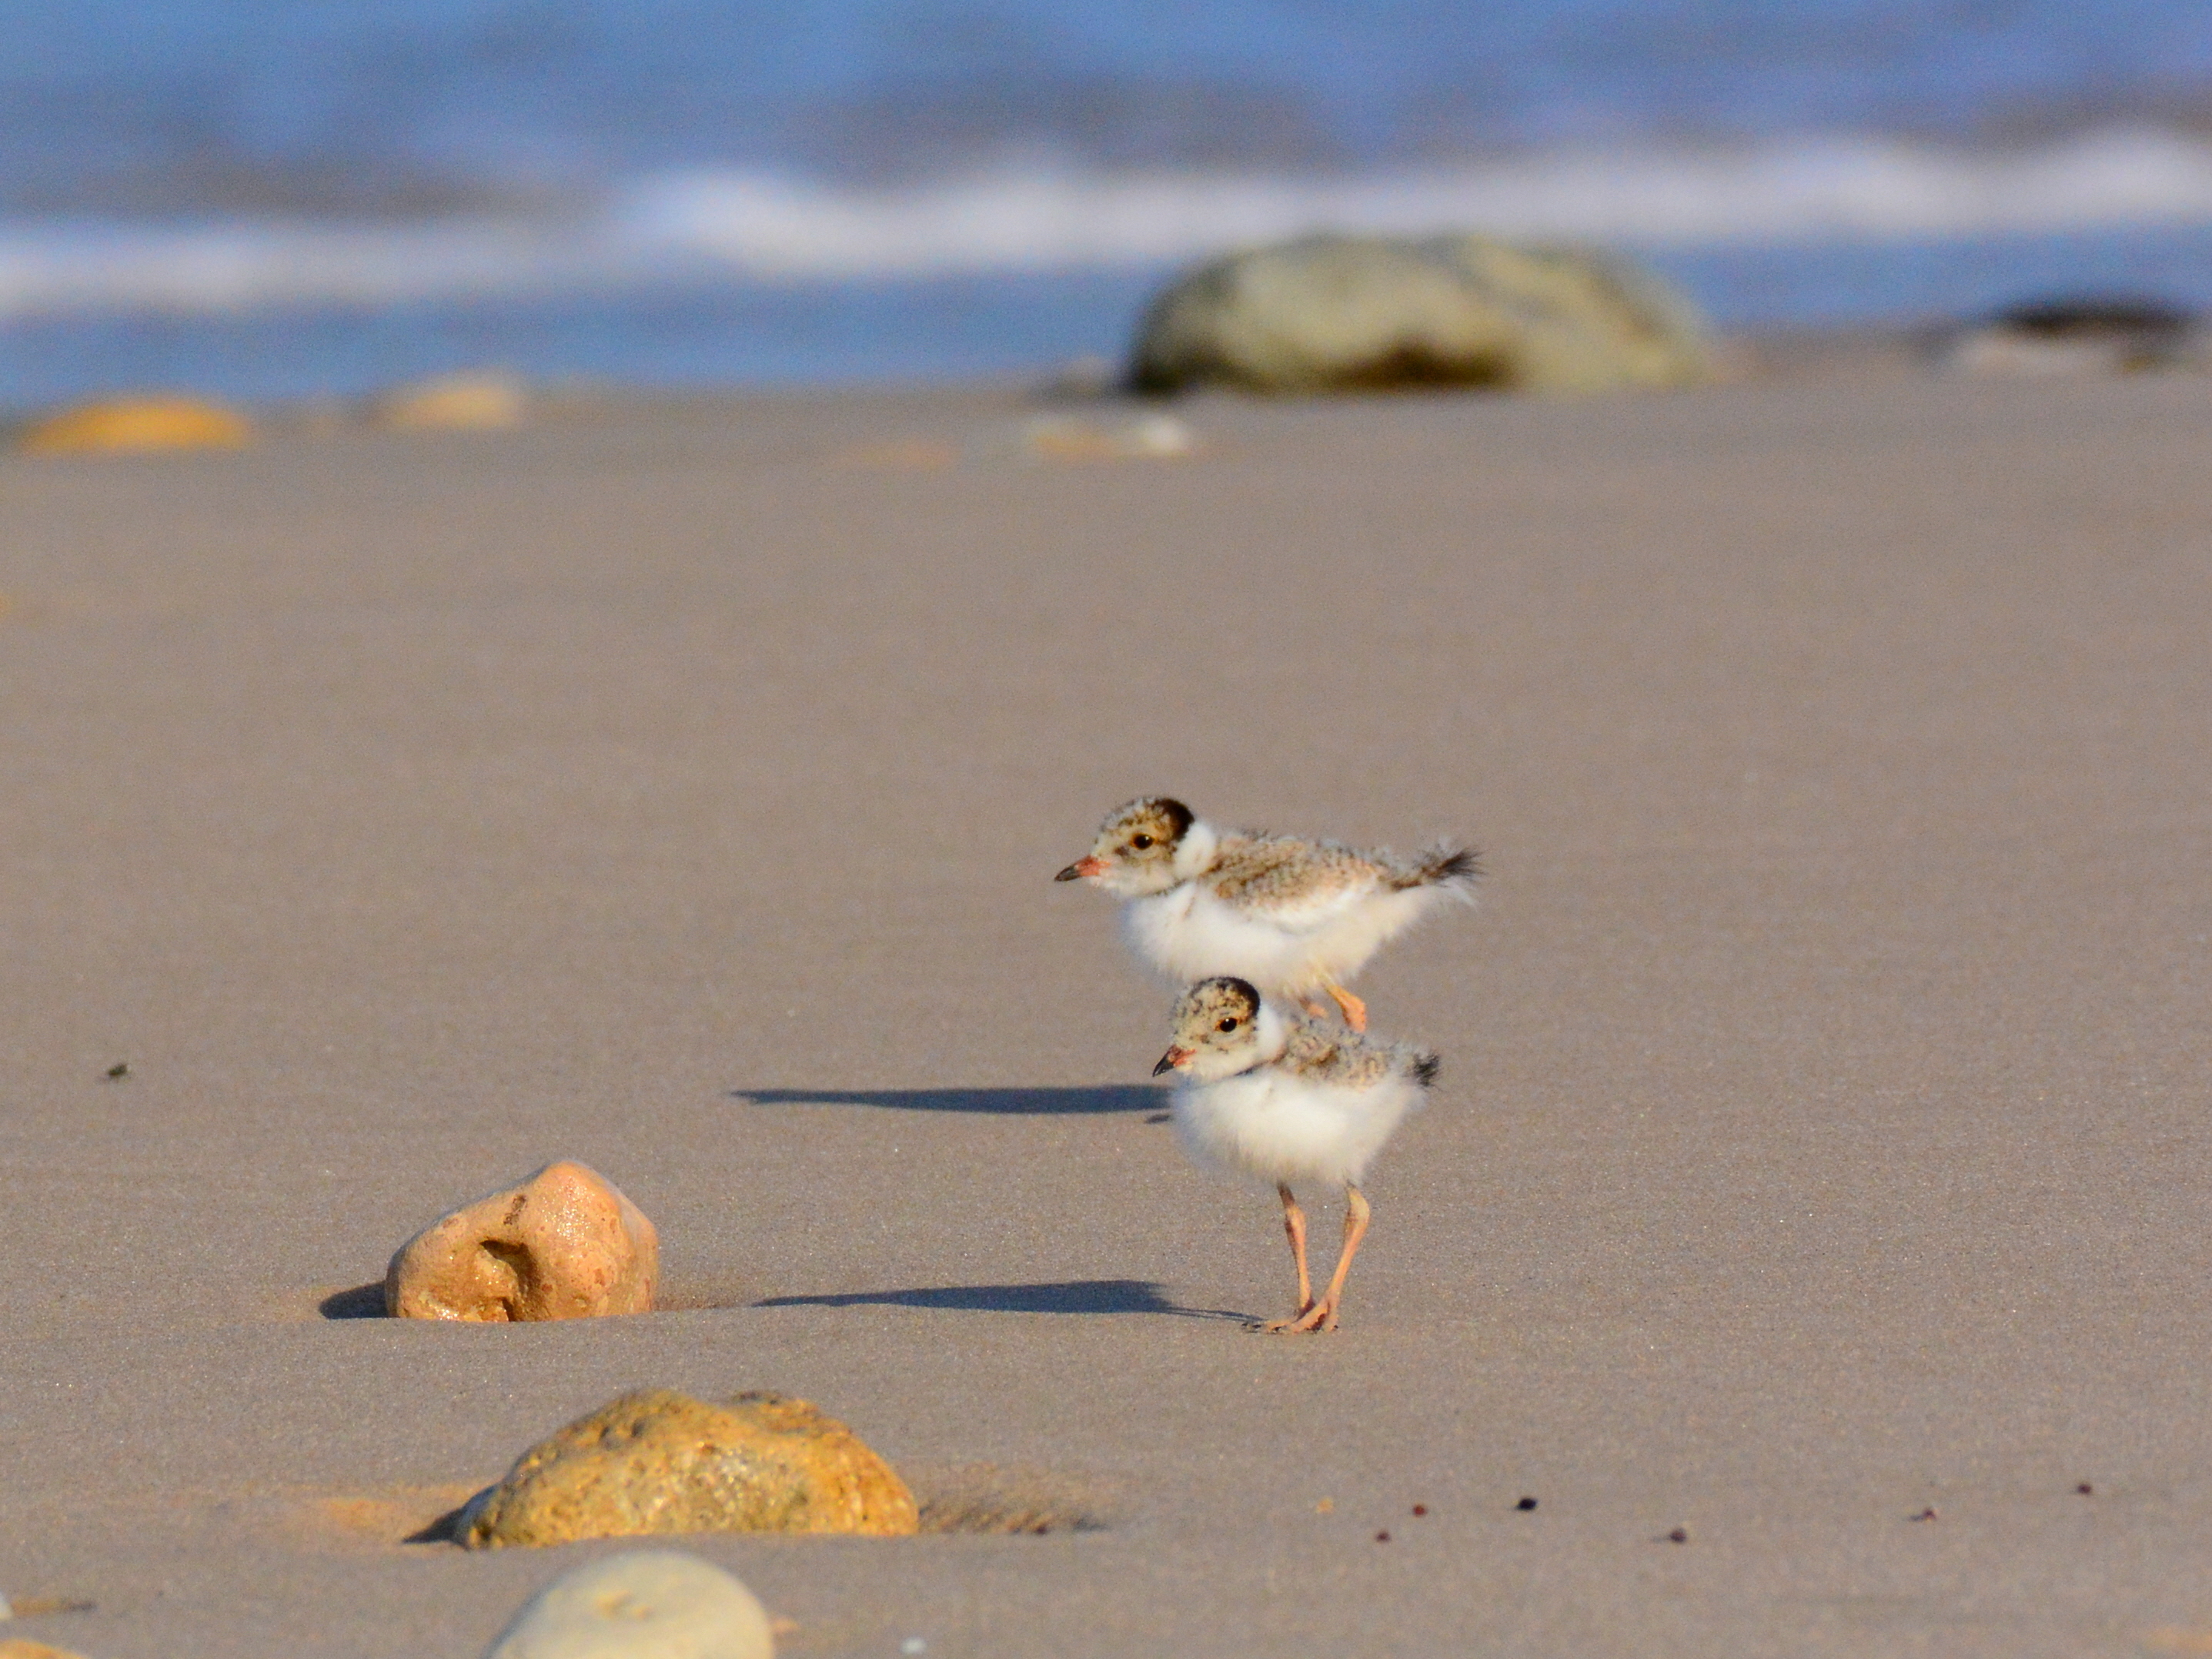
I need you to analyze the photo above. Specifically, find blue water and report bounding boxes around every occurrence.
[8,2,2208,198]
[3,2,2210,405]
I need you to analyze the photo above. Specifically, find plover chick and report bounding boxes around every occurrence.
[1055,797,1477,1029]
[1154,976,1438,1333]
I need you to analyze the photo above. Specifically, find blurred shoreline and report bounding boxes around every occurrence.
[6,217,2212,418]
[6,129,2211,315]
[11,0,2207,410]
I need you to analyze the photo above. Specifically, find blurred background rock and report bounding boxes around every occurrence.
[2,0,2207,416]
[1128,234,1713,395]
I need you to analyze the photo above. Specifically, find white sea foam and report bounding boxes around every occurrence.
[5,129,2212,319]
[630,130,2212,275]
[0,220,611,317]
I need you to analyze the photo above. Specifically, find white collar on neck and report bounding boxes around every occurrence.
[1251,999,1291,1065]
[1172,819,1221,881]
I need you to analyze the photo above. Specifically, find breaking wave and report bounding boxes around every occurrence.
[6,129,2212,320]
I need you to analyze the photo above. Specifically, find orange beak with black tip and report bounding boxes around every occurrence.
[1152,1045,1194,1076]
[1054,855,1108,881]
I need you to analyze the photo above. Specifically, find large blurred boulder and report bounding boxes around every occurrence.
[1129,234,1712,396]
[459,1390,919,1547]
[386,1161,659,1322]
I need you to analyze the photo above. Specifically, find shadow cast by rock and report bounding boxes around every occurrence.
[731,1085,1166,1115]
[908,1463,1128,1534]
[319,1283,388,1320]
[756,1278,1247,1321]
[654,1272,757,1313]
[404,1497,482,1544]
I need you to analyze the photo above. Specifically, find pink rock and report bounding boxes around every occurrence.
[385,1161,658,1321]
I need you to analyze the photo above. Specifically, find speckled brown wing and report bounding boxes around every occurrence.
[1275,1018,1402,1088]
[1204,837,1387,922]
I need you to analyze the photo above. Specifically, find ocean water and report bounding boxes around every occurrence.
[3,2,2210,406]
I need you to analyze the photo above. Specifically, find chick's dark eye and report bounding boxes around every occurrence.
[1131,834,1153,850]
[1218,1017,1238,1032]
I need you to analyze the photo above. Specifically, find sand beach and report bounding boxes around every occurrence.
[2,358,2210,1656]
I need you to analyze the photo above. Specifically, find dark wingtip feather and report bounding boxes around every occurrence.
[1429,847,1481,885]
[1391,845,1482,890]
[1411,1052,1441,1088]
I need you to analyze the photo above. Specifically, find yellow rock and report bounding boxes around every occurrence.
[459,1389,919,1547]
[375,372,529,431]
[17,396,254,455]
[0,1641,91,1659]
[386,1160,659,1322]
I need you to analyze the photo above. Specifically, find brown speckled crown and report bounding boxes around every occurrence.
[1148,797,1195,842]
[1174,975,1261,1026]
[1103,795,1195,846]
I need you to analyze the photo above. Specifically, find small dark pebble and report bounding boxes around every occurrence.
[1515,1497,1538,1512]
[1412,1504,1427,1517]
[1910,1507,1938,1522]
[1375,1530,1391,1543]
[103,1062,129,1080]
[1667,1527,1689,1544]
[2076,1483,2093,1496]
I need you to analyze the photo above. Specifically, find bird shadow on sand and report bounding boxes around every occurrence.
[756,1279,1248,1322]
[731,1085,1167,1116]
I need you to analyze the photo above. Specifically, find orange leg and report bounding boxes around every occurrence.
[1279,1185,1370,1333]
[1261,1184,1315,1332]
[1322,978,1368,1032]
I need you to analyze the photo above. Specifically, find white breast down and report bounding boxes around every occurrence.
[1123,883,1442,997]
[1171,1069,1422,1189]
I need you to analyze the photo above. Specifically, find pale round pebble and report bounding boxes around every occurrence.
[479,1550,773,1659]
